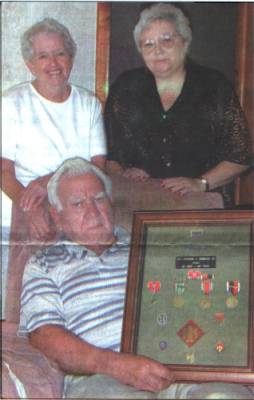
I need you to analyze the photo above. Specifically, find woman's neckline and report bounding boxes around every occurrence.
[30,81,72,104]
[155,69,186,112]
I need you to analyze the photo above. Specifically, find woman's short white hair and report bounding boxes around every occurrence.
[134,3,192,52]
[47,157,112,212]
[21,17,77,61]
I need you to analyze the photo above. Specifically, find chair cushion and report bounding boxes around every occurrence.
[2,322,64,399]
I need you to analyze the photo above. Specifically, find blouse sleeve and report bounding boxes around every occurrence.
[214,79,253,166]
[104,79,140,168]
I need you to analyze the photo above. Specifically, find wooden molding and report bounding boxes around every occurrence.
[95,2,111,107]
[235,3,254,206]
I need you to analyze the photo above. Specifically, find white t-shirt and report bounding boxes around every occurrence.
[2,82,107,187]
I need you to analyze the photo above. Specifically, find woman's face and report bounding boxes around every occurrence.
[140,19,188,80]
[26,32,73,93]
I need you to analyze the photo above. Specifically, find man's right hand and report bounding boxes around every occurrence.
[106,352,174,393]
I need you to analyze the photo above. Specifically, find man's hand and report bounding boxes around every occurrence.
[29,325,174,393]
[107,352,174,393]
[123,167,150,182]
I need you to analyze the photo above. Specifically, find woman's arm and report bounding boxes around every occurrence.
[161,161,249,194]
[199,161,248,190]
[1,157,56,241]
[1,157,25,204]
[1,157,53,210]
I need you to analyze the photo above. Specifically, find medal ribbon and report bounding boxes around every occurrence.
[175,282,185,296]
[226,280,240,296]
[201,278,213,296]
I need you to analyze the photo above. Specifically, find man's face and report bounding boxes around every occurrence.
[53,173,115,250]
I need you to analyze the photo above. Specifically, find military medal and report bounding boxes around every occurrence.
[173,280,185,308]
[159,340,168,351]
[157,312,168,327]
[200,277,213,309]
[186,352,195,364]
[147,280,161,304]
[226,280,240,309]
[214,312,225,324]
[216,342,225,353]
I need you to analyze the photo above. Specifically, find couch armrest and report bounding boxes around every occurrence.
[2,322,64,399]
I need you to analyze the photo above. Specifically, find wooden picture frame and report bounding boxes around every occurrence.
[121,210,254,384]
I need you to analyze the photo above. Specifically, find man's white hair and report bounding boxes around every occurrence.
[134,3,192,53]
[47,157,112,211]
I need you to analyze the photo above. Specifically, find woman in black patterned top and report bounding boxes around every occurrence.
[104,3,252,206]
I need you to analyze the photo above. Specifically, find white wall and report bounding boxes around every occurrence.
[2,1,98,92]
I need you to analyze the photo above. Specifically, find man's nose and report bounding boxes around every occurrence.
[84,199,100,217]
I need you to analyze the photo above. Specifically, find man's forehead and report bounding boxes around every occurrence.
[59,172,104,193]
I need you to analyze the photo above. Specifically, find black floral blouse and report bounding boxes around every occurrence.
[104,60,252,206]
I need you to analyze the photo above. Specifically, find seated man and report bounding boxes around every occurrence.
[19,157,253,399]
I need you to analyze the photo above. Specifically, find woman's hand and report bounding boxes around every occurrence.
[19,175,52,211]
[161,177,204,194]
[24,202,56,243]
[123,167,150,182]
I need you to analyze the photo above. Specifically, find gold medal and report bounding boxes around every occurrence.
[173,295,184,308]
[186,352,195,364]
[200,297,211,309]
[226,295,238,309]
[216,342,225,352]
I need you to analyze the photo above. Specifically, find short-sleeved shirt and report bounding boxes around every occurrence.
[19,227,129,352]
[3,82,107,187]
[104,61,253,206]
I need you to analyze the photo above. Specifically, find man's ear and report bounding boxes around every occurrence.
[50,206,64,232]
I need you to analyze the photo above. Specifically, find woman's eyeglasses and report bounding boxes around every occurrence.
[140,33,179,54]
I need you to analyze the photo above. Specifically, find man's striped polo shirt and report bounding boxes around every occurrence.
[19,226,130,352]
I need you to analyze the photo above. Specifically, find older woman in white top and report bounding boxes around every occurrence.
[2,18,107,242]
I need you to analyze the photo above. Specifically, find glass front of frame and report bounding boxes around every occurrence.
[122,211,254,383]
[135,223,250,367]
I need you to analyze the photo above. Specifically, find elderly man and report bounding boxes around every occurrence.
[19,157,253,399]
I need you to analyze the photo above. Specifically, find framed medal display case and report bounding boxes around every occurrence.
[121,210,254,384]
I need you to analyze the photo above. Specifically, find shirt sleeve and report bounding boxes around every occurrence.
[19,259,65,335]
[2,94,18,162]
[89,96,107,158]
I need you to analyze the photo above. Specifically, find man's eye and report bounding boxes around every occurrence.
[95,194,106,202]
[73,201,82,208]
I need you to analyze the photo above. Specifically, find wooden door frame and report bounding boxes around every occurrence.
[95,2,111,107]
[235,2,254,206]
